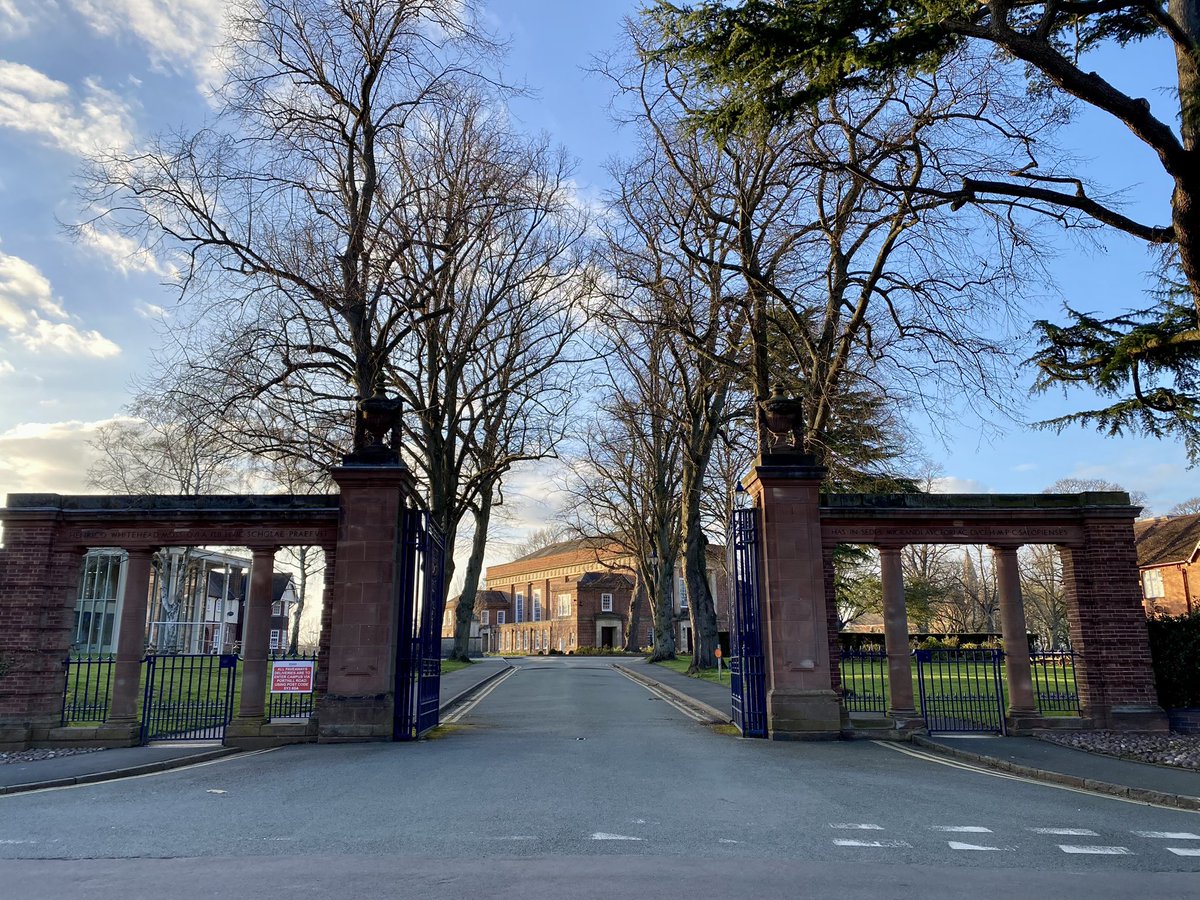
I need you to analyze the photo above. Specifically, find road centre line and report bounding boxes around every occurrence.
[829,823,884,830]
[1059,845,1133,855]
[833,839,911,848]
[947,841,1011,851]
[442,666,518,723]
[1029,828,1099,836]
[1167,847,1200,856]
[932,826,992,833]
[1133,831,1200,839]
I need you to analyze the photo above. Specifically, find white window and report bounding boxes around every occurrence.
[647,628,654,646]
[557,593,571,617]
[515,591,524,623]
[481,610,489,626]
[678,577,688,610]
[536,632,542,650]
[1142,569,1165,598]
[269,629,281,650]
[532,588,542,621]
[523,631,529,651]
[497,610,506,625]
[272,600,282,616]
[601,592,613,612]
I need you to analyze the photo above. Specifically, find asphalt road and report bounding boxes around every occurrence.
[2,655,1198,899]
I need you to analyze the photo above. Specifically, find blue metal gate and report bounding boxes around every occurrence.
[728,507,767,738]
[915,648,1006,734]
[140,653,238,743]
[393,507,447,740]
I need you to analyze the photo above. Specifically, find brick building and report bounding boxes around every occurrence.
[442,539,730,654]
[1133,513,1200,616]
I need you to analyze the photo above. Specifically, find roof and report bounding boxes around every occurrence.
[508,536,617,564]
[1134,514,1200,568]
[271,572,296,602]
[447,589,509,609]
[576,572,634,589]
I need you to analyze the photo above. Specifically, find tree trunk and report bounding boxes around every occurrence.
[681,462,719,671]
[288,546,310,655]
[449,491,493,662]
[624,586,643,652]
[1172,0,1200,312]
[646,559,678,662]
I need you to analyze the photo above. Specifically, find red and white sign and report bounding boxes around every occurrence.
[270,660,315,693]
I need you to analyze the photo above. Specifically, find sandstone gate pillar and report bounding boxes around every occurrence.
[318,465,414,742]
[879,546,920,728]
[743,456,844,739]
[992,545,1037,723]
[1061,515,1168,731]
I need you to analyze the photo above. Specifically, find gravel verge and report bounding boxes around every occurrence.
[0,747,105,765]
[1037,730,1200,771]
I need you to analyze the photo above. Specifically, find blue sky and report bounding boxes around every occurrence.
[0,0,1196,533]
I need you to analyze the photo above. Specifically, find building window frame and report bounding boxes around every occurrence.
[601,592,613,612]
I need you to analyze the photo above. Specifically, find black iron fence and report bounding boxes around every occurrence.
[839,650,889,714]
[1029,650,1081,714]
[61,654,116,725]
[140,653,238,743]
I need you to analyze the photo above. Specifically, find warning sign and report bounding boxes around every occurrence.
[271,660,315,693]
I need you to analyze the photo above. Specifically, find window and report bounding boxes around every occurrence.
[497,610,506,625]
[72,549,124,654]
[1142,569,1165,598]
[515,591,524,623]
[272,600,282,616]
[536,632,542,650]
[532,588,542,621]
[557,593,571,617]
[678,577,688,610]
[601,592,613,612]
[647,628,654,647]
[269,629,281,650]
[523,631,529,651]
[481,610,489,626]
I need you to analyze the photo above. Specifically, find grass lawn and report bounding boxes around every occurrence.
[653,654,733,690]
[439,659,472,675]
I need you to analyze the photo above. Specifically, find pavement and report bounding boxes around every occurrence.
[4,653,1198,813]
[0,656,512,796]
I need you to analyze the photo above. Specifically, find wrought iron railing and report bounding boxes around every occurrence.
[839,650,889,714]
[1029,650,1081,714]
[61,654,116,725]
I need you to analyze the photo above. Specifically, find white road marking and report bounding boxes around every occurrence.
[206,789,227,794]
[1133,831,1200,840]
[833,839,911,848]
[615,670,709,722]
[1059,845,1132,855]
[0,840,34,845]
[829,823,884,830]
[932,826,992,833]
[443,667,518,723]
[947,841,1011,851]
[872,742,1189,810]
[493,835,536,841]
[718,839,739,844]
[591,833,644,841]
[1029,827,1098,836]
[1167,847,1200,856]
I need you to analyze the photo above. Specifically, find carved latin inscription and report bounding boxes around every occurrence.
[823,525,1081,544]
[62,527,333,545]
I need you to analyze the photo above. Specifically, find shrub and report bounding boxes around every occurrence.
[1147,612,1200,708]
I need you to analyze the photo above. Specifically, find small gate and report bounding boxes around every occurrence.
[915,648,1006,735]
[393,507,447,740]
[141,653,238,743]
[728,507,767,738]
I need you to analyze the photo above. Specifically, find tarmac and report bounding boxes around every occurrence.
[4,654,1198,812]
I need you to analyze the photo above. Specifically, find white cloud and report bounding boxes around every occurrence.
[135,301,168,320]
[0,0,45,39]
[0,417,121,497]
[0,61,134,155]
[70,0,228,89]
[0,358,14,376]
[929,476,990,494]
[77,223,176,277]
[0,249,122,358]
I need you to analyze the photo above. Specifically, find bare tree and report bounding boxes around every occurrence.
[1169,497,1200,516]
[564,321,684,660]
[1019,544,1070,650]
